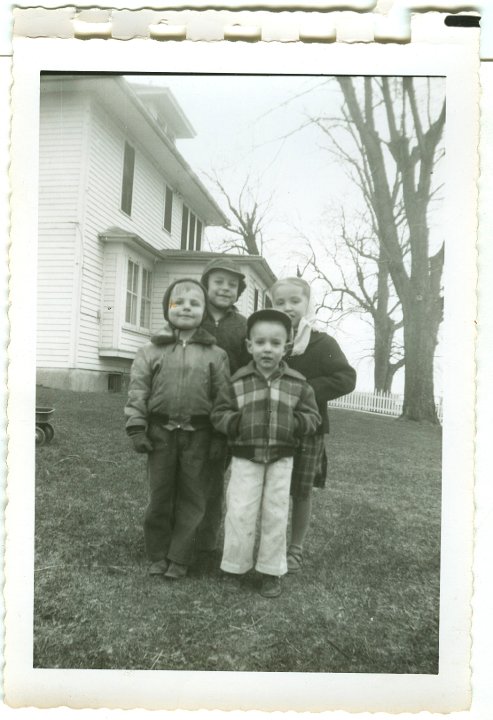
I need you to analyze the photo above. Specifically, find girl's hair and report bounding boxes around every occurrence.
[269,276,311,301]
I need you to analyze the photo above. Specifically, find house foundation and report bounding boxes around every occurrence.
[36,367,131,393]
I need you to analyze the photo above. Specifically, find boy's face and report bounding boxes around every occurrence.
[246,321,288,374]
[168,283,205,330]
[206,270,240,310]
[271,283,309,331]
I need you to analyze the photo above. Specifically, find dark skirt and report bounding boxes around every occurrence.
[290,433,328,498]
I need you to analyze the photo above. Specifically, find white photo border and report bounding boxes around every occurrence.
[6,30,478,712]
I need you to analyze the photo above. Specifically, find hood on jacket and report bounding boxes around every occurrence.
[161,277,208,326]
[151,324,217,347]
[200,257,246,300]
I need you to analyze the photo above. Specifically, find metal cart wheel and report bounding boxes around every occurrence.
[43,424,55,443]
[35,426,46,446]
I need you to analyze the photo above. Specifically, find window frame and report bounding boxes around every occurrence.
[123,257,153,333]
[125,259,139,326]
[139,267,153,330]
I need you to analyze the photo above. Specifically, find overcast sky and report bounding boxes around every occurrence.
[129,74,446,394]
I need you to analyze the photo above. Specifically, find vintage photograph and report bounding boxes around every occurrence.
[5,26,480,710]
[33,71,445,675]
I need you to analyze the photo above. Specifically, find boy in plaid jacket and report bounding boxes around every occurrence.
[211,309,320,598]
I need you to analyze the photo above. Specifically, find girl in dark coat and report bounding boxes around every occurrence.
[270,277,356,573]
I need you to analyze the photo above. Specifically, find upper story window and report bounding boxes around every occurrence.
[163,185,173,234]
[125,259,152,330]
[254,289,260,311]
[121,142,135,216]
[264,292,273,309]
[181,205,203,251]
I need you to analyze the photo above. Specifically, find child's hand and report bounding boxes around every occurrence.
[131,432,154,454]
[209,434,226,461]
[226,413,242,439]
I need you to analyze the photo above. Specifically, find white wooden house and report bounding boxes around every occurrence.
[37,76,275,391]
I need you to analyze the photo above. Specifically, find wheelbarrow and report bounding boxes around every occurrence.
[36,407,55,446]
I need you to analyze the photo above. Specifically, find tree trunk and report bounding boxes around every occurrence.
[401,295,441,423]
[374,317,394,393]
[373,253,401,394]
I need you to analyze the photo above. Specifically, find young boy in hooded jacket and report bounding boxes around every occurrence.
[125,278,229,579]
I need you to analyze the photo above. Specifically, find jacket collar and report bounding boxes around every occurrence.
[204,305,240,322]
[151,324,216,347]
[233,359,300,381]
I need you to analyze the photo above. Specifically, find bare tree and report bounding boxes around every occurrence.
[299,214,404,393]
[332,76,445,422]
[206,173,272,256]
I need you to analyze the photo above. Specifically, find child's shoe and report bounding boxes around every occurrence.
[260,574,282,598]
[287,547,303,574]
[221,571,243,591]
[164,562,188,580]
[148,559,169,576]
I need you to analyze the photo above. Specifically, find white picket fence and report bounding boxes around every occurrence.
[329,390,443,422]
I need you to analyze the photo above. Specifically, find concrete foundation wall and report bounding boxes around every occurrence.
[37,367,130,393]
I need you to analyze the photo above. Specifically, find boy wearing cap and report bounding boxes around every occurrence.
[196,258,250,555]
[125,278,229,580]
[211,309,321,598]
[200,257,250,375]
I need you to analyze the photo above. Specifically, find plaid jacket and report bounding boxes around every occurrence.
[211,361,321,464]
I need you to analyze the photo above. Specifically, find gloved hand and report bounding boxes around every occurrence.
[209,434,226,462]
[130,432,154,454]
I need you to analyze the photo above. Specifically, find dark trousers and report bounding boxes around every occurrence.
[144,426,211,565]
[195,452,230,552]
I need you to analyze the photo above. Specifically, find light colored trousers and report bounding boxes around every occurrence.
[221,456,293,577]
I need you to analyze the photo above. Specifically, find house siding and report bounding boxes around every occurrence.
[37,80,274,392]
[75,100,187,371]
[37,89,85,368]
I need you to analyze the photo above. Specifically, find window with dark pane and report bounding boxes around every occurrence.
[188,213,196,251]
[196,220,202,251]
[164,185,173,233]
[181,206,189,249]
[121,142,135,216]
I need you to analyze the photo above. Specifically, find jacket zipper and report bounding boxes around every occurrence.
[176,340,187,428]
[265,378,271,462]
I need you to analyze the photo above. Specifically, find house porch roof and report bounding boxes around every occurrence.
[99,230,277,287]
[159,249,277,287]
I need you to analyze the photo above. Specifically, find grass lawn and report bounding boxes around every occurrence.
[34,385,442,673]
